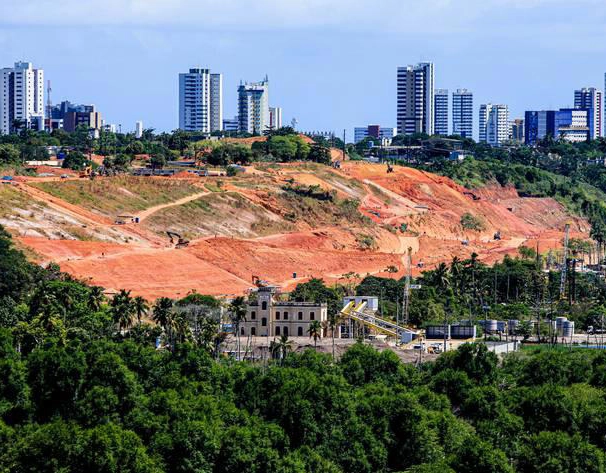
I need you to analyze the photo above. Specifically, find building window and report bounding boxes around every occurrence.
[240,327,245,335]
[298,311,303,320]
[298,327,303,336]
[262,318,267,327]
[251,327,256,336]
[284,311,289,320]
[262,301,267,310]
[310,312,315,320]
[275,326,281,336]
[283,326,289,337]
[276,311,280,320]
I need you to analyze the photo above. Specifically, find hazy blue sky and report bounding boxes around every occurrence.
[1,0,605,139]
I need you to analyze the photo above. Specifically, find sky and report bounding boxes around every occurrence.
[1,0,606,139]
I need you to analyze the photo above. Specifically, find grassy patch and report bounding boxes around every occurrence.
[33,177,200,216]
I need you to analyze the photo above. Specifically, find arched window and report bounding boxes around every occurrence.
[297,327,303,336]
[262,317,267,327]
[275,326,281,336]
[251,327,256,336]
[283,326,289,337]
[262,301,267,310]
[283,311,289,320]
[240,327,245,335]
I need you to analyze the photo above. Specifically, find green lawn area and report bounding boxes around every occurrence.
[33,177,201,216]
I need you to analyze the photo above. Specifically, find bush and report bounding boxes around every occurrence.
[460,212,485,231]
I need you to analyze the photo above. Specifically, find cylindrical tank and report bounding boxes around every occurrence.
[508,319,519,334]
[486,319,498,333]
[562,321,574,338]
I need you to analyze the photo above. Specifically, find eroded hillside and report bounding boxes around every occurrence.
[5,161,587,299]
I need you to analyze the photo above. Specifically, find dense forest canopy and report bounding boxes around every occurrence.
[1,223,606,472]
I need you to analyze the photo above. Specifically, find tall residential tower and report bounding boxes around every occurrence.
[0,61,44,134]
[178,67,223,133]
[434,89,448,136]
[452,89,473,138]
[396,62,434,135]
[238,76,270,135]
[479,104,509,146]
[574,87,602,139]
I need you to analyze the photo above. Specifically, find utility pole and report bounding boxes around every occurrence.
[342,129,346,162]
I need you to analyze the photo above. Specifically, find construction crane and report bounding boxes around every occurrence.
[166,231,189,249]
[559,222,571,299]
[251,275,270,288]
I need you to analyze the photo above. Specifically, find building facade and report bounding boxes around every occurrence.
[354,125,396,144]
[135,121,143,139]
[238,77,270,135]
[452,89,473,138]
[434,89,448,136]
[396,62,434,136]
[479,104,509,146]
[509,118,524,143]
[222,117,239,132]
[240,286,329,338]
[269,106,282,130]
[0,61,44,134]
[63,105,102,132]
[178,68,223,133]
[525,109,589,145]
[574,87,602,139]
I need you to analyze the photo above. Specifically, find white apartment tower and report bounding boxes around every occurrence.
[397,62,434,135]
[178,68,223,133]
[135,120,143,139]
[479,104,509,146]
[452,89,473,138]
[238,76,270,135]
[0,61,44,134]
[574,87,602,139]
[434,89,448,136]
[269,106,282,130]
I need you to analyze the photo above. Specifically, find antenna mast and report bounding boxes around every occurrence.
[46,80,52,132]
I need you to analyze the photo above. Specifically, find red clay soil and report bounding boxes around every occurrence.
[14,161,591,300]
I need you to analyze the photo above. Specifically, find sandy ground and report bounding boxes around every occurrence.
[8,161,589,300]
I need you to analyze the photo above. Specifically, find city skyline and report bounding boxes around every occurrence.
[2,0,606,139]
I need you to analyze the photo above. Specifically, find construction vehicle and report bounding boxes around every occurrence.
[166,231,189,249]
[251,275,270,287]
[79,165,92,178]
[493,230,501,240]
[386,163,394,173]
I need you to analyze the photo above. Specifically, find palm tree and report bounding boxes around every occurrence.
[229,296,247,361]
[111,289,135,334]
[88,286,105,311]
[270,334,293,364]
[133,296,149,327]
[308,320,322,348]
[327,311,341,360]
[153,297,174,344]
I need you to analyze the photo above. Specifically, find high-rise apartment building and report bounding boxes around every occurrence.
[135,121,143,139]
[0,61,44,134]
[479,104,509,146]
[434,89,448,136]
[452,89,473,138]
[238,76,270,135]
[396,62,434,135]
[574,87,602,139]
[269,107,282,130]
[178,68,223,133]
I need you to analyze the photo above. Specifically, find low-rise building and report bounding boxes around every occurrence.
[240,286,329,338]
